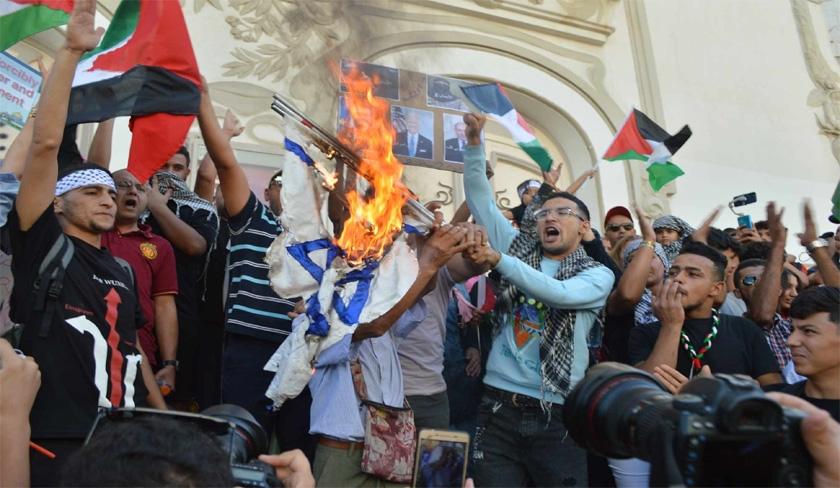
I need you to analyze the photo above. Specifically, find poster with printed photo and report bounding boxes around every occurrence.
[443,113,469,163]
[427,75,472,112]
[391,106,435,160]
[340,59,400,101]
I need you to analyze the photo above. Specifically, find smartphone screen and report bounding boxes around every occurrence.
[414,435,469,488]
[737,214,753,229]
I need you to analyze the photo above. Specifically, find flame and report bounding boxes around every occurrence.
[336,67,408,265]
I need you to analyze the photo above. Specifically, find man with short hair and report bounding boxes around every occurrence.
[393,110,433,159]
[628,241,782,392]
[706,227,746,315]
[603,206,636,249]
[7,4,164,483]
[462,113,614,487]
[767,286,840,422]
[444,121,468,162]
[102,170,179,391]
[733,204,796,377]
[197,87,313,458]
[145,144,219,408]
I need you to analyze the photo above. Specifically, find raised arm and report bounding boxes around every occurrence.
[196,86,251,217]
[799,201,840,287]
[609,207,656,314]
[16,0,104,230]
[146,178,208,256]
[86,118,114,168]
[748,203,785,327]
[195,109,244,202]
[565,168,597,195]
[461,113,517,252]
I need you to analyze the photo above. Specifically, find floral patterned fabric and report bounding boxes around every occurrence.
[360,401,416,483]
[352,359,416,483]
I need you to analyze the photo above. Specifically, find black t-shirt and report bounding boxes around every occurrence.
[628,314,780,379]
[603,310,635,364]
[146,202,218,327]
[765,381,840,422]
[9,205,147,439]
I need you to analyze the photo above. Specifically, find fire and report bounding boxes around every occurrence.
[336,67,408,265]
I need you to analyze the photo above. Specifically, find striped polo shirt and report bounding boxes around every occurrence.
[226,193,296,342]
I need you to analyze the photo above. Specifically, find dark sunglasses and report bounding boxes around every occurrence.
[741,275,759,286]
[606,223,634,232]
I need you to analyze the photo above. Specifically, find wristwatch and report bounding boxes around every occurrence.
[806,238,829,253]
[161,359,179,371]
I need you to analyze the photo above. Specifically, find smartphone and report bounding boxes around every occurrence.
[731,192,757,207]
[413,429,470,488]
[737,214,753,229]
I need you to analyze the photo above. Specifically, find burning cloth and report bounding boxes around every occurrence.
[262,130,420,408]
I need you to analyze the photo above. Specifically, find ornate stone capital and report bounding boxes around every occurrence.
[792,0,840,168]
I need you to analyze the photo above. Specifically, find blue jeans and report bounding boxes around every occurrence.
[473,393,587,487]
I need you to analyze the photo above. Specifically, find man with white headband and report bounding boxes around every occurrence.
[7,2,164,485]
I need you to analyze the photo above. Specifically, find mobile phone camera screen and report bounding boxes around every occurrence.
[415,439,467,488]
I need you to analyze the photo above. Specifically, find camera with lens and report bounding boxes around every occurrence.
[87,405,281,488]
[563,363,813,487]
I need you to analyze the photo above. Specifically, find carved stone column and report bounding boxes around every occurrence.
[792,0,840,168]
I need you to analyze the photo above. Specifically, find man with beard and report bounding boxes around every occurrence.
[102,170,179,394]
[461,113,614,487]
[629,241,782,391]
[7,3,164,483]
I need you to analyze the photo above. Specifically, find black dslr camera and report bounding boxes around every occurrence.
[563,363,813,487]
[87,405,281,488]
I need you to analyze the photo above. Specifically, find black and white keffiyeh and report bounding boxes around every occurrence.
[494,227,604,405]
[622,237,670,326]
[152,171,217,216]
[55,168,115,196]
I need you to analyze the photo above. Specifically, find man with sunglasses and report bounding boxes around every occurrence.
[603,206,636,249]
[102,170,179,395]
[461,113,614,487]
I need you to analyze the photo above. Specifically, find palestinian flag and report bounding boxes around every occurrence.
[603,109,692,192]
[0,0,72,51]
[66,0,200,183]
[461,82,553,172]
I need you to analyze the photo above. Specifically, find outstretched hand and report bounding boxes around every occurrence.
[766,202,786,245]
[798,200,818,247]
[692,206,722,244]
[634,205,656,242]
[65,0,105,54]
[542,163,563,189]
[222,109,244,138]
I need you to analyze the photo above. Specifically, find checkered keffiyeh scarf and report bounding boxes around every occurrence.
[55,168,115,196]
[622,238,670,326]
[495,231,604,403]
[653,215,695,262]
[152,171,218,216]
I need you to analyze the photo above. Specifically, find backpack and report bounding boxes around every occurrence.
[30,234,135,340]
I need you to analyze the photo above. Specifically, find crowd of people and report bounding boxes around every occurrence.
[1,3,839,487]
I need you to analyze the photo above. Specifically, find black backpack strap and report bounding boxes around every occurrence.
[113,256,135,287]
[32,234,74,338]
